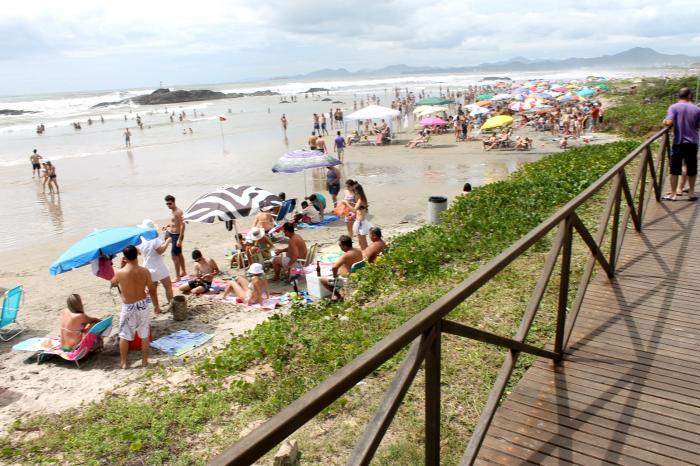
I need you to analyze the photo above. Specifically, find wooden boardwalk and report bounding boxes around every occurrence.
[477,198,700,465]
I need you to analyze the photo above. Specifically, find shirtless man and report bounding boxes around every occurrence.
[30,149,43,177]
[164,194,186,279]
[272,222,308,280]
[308,131,318,150]
[179,249,220,295]
[362,227,387,264]
[320,235,364,297]
[315,134,328,153]
[281,114,288,131]
[253,208,275,231]
[111,245,160,369]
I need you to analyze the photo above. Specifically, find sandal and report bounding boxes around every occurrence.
[661,195,676,201]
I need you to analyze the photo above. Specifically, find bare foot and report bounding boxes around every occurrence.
[120,363,128,369]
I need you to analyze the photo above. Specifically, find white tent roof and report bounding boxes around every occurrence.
[345,105,401,121]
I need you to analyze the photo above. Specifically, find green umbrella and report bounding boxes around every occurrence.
[416,97,452,106]
[476,93,493,100]
[596,84,610,91]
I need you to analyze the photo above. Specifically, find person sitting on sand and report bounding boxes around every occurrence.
[362,227,386,264]
[346,130,360,146]
[406,133,429,149]
[307,193,326,218]
[179,249,220,295]
[559,136,569,149]
[272,223,308,280]
[293,200,321,224]
[220,263,269,306]
[60,294,100,352]
[515,137,528,151]
[320,235,364,299]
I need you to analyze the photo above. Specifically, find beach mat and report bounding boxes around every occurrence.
[296,215,339,229]
[172,276,226,294]
[210,296,282,310]
[150,330,212,356]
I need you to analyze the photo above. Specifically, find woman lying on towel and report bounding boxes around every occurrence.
[60,294,100,352]
[220,263,269,306]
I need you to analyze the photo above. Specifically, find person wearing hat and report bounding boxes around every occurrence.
[220,263,268,305]
[245,227,274,263]
[136,219,173,305]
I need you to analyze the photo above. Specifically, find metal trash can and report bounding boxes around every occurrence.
[427,196,448,224]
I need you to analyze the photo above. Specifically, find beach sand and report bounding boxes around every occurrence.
[0,127,619,431]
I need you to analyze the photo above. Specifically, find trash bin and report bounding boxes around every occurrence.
[427,196,448,224]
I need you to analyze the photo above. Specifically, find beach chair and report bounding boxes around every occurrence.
[268,199,297,238]
[330,260,367,298]
[0,285,25,341]
[289,243,319,285]
[13,316,113,368]
[415,135,433,148]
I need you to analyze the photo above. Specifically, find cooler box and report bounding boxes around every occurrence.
[305,273,332,299]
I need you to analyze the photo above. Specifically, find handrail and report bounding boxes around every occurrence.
[209,127,671,466]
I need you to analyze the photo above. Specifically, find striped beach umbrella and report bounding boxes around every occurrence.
[183,185,281,224]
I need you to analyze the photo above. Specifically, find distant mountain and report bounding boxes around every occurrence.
[284,48,700,80]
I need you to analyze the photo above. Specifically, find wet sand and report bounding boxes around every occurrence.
[0,126,619,431]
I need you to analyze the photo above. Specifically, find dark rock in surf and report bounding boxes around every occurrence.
[0,109,39,115]
[91,88,279,109]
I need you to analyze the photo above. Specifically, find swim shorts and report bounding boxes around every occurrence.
[328,182,341,196]
[353,219,372,236]
[119,297,151,341]
[32,163,40,170]
[187,279,212,291]
[670,144,698,177]
[168,232,182,255]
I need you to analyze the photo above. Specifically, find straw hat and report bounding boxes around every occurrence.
[248,263,264,275]
[247,227,265,242]
[137,219,158,230]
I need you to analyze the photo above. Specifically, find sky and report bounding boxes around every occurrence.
[1,0,700,96]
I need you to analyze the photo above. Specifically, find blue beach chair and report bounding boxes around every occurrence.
[0,285,25,341]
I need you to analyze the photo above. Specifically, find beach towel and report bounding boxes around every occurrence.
[296,215,339,230]
[150,330,212,356]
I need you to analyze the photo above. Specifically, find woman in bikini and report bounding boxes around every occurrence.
[60,294,100,352]
[220,263,269,305]
[351,183,371,250]
[334,179,357,237]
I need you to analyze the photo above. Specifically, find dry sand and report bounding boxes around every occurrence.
[0,127,619,431]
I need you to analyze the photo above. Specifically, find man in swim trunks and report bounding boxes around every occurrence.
[326,165,342,206]
[124,128,132,148]
[111,245,160,369]
[308,131,318,150]
[179,249,220,295]
[30,149,43,178]
[164,194,186,279]
[320,235,364,298]
[272,222,308,280]
[316,134,328,153]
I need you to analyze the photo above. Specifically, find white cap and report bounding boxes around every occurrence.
[248,263,264,275]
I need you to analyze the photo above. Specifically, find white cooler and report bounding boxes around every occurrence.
[305,272,332,298]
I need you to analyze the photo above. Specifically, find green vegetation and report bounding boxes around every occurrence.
[600,76,698,137]
[1,140,643,465]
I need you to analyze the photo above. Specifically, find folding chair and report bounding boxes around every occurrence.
[330,260,367,298]
[0,285,25,341]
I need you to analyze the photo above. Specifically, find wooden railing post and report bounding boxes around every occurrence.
[425,323,441,466]
[554,216,573,356]
[609,174,622,273]
[636,146,650,227]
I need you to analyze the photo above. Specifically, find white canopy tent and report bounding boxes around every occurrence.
[345,105,401,121]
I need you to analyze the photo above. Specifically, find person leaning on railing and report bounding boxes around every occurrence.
[662,87,700,202]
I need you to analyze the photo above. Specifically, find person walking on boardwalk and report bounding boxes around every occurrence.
[663,88,700,201]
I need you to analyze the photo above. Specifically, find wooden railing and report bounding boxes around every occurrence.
[209,127,671,466]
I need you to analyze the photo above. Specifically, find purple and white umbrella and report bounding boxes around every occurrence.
[272,150,342,196]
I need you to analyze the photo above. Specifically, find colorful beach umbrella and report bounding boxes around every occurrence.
[272,150,342,196]
[419,116,447,126]
[577,87,595,97]
[595,83,610,91]
[491,93,512,101]
[464,104,490,115]
[183,185,281,224]
[475,100,492,107]
[50,227,157,276]
[476,94,493,101]
[481,115,513,130]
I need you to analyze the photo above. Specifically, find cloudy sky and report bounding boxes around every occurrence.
[2,0,699,95]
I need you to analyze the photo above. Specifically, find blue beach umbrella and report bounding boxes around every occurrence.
[577,87,595,97]
[49,226,157,276]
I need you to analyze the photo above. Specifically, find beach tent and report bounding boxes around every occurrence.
[415,97,452,106]
[345,105,400,121]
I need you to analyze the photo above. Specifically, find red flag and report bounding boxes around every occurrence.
[219,116,226,122]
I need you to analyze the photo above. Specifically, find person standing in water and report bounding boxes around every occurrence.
[45,161,59,194]
[281,114,288,132]
[30,149,43,177]
[124,128,132,148]
[163,194,186,279]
